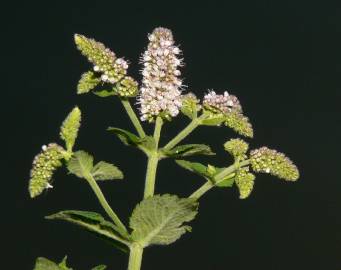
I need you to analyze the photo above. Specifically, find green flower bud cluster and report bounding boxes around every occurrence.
[29,143,65,198]
[235,167,256,199]
[224,111,253,138]
[77,71,101,94]
[115,76,139,97]
[60,106,81,153]
[74,34,138,97]
[180,93,202,119]
[250,147,299,181]
[224,138,249,159]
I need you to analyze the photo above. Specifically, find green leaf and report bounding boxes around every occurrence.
[93,89,116,97]
[130,194,198,247]
[175,160,210,179]
[91,161,123,181]
[46,210,129,251]
[77,71,101,94]
[33,257,72,270]
[200,111,226,126]
[162,144,215,158]
[67,151,93,179]
[60,107,81,152]
[91,265,107,270]
[108,127,155,154]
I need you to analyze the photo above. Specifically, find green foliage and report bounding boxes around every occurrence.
[92,161,123,181]
[162,144,215,158]
[91,266,107,270]
[93,89,117,97]
[175,160,211,179]
[129,194,198,247]
[77,71,101,94]
[250,147,299,181]
[46,210,129,250]
[67,151,93,178]
[29,143,65,198]
[108,127,156,154]
[60,107,81,153]
[67,151,123,181]
[200,111,227,126]
[33,257,72,270]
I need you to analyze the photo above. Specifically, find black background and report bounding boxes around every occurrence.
[4,1,341,269]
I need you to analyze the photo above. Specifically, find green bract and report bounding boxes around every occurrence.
[60,107,81,153]
[77,71,101,94]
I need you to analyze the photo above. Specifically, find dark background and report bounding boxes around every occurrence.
[4,1,340,269]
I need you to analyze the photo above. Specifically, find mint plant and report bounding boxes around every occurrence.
[28,27,299,270]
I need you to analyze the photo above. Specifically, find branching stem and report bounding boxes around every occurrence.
[121,98,146,138]
[189,159,251,200]
[85,174,129,238]
[163,114,206,150]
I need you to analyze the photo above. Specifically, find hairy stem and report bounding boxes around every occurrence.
[163,115,205,150]
[189,160,251,200]
[121,98,146,138]
[127,243,144,270]
[143,117,163,198]
[85,174,128,238]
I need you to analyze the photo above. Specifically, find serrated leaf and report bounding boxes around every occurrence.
[162,144,215,158]
[67,151,93,178]
[33,257,72,270]
[175,160,210,179]
[91,265,107,270]
[77,71,101,94]
[129,194,198,247]
[91,161,123,181]
[60,107,81,152]
[93,89,117,97]
[46,210,129,251]
[107,127,155,154]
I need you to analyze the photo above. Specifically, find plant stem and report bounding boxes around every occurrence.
[163,115,204,150]
[189,181,214,200]
[121,98,146,138]
[189,160,251,200]
[85,174,128,237]
[143,117,163,198]
[127,243,144,270]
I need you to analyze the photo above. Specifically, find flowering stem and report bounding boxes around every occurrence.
[189,160,251,200]
[127,243,144,270]
[85,174,129,238]
[143,117,163,198]
[121,98,146,138]
[163,115,205,151]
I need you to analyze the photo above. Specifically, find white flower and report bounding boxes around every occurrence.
[138,27,184,122]
[203,90,242,114]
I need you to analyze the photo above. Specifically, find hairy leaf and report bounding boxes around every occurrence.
[67,151,93,178]
[200,111,226,126]
[91,265,107,270]
[162,144,215,158]
[91,161,123,181]
[46,210,129,250]
[77,71,101,94]
[33,257,72,270]
[130,194,198,247]
[93,89,116,97]
[175,160,210,179]
[108,127,155,154]
[60,107,81,152]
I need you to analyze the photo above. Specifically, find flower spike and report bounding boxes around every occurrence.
[250,147,299,181]
[138,27,184,122]
[28,143,65,198]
